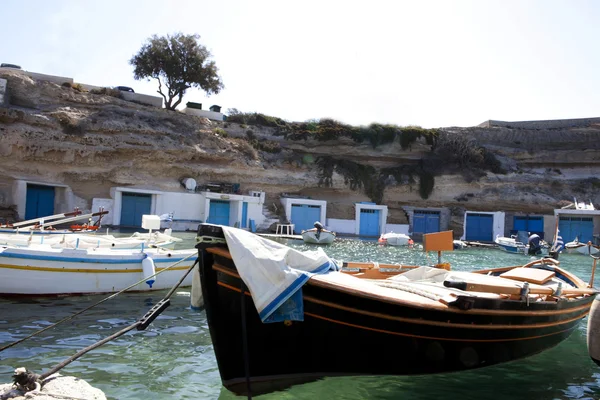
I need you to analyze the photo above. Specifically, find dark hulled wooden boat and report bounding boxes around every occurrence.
[195,224,598,396]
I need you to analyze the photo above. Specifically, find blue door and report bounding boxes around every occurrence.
[359,209,380,236]
[25,185,55,220]
[559,216,594,243]
[512,216,544,239]
[290,204,322,233]
[120,193,152,227]
[465,213,494,241]
[241,202,248,228]
[413,211,440,235]
[208,200,230,226]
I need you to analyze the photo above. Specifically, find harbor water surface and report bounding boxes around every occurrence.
[1,233,599,399]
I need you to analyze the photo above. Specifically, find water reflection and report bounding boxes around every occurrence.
[1,235,599,399]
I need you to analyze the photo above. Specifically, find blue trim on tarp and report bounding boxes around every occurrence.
[258,260,337,323]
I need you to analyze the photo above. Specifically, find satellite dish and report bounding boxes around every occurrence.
[181,178,197,191]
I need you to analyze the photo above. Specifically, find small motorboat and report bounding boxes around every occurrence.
[495,231,548,256]
[378,232,412,246]
[301,222,336,245]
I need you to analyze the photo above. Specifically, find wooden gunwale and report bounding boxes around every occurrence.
[212,263,591,317]
[215,280,585,340]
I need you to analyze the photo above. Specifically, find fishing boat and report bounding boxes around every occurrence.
[301,222,336,245]
[0,213,180,250]
[0,230,181,250]
[0,209,107,234]
[378,232,413,246]
[0,245,197,295]
[194,224,598,396]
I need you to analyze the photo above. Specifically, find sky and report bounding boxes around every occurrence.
[2,0,600,128]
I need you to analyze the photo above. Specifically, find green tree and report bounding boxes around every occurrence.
[130,33,224,110]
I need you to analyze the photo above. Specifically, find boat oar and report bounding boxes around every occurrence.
[443,280,597,297]
[590,255,599,288]
[342,261,420,270]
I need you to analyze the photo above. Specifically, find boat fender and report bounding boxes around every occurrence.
[142,255,156,288]
[587,295,600,366]
[190,263,204,310]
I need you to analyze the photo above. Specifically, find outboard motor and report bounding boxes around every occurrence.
[314,221,323,239]
[588,296,600,366]
[528,233,541,256]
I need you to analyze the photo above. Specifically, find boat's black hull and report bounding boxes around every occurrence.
[198,244,594,396]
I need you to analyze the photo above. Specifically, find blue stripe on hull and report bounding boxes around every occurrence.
[0,251,196,264]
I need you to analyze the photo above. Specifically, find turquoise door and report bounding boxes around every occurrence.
[413,211,440,235]
[559,216,594,243]
[359,209,380,236]
[120,193,152,227]
[241,202,248,228]
[25,185,55,220]
[465,213,493,241]
[208,200,230,226]
[290,204,321,233]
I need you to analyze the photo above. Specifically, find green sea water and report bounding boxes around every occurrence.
[1,233,599,400]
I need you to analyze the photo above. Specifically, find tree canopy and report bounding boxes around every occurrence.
[130,33,224,110]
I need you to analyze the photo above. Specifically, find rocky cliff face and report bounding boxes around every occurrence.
[1,69,598,228]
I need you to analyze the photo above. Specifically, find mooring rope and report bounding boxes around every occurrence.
[0,252,197,353]
[38,257,199,380]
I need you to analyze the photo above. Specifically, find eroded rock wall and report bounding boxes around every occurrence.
[1,69,599,222]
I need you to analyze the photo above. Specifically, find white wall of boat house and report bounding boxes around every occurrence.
[355,203,388,236]
[327,204,402,236]
[96,187,266,231]
[201,191,266,229]
[12,180,75,220]
[460,211,505,241]
[553,208,600,239]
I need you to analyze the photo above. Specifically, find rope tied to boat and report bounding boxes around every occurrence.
[195,235,227,244]
[34,256,199,383]
[0,252,197,353]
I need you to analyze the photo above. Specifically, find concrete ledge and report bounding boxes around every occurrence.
[0,68,74,86]
[78,83,163,108]
[184,107,224,121]
[121,91,163,108]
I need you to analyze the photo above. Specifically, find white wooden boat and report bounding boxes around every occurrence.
[0,245,197,295]
[564,239,600,256]
[0,209,107,234]
[0,230,181,250]
[301,228,336,244]
[378,232,412,246]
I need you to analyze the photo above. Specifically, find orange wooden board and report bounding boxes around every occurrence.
[423,230,454,252]
[500,267,555,285]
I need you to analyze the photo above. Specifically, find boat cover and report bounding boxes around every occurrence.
[221,226,339,323]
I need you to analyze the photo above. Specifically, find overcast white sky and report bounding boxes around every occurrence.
[2,0,599,128]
